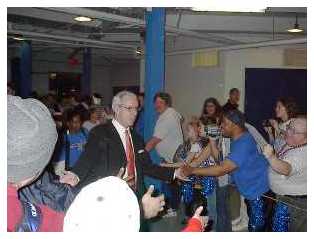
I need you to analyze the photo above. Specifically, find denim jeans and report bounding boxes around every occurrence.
[206,189,217,231]
[216,185,232,232]
[273,195,307,232]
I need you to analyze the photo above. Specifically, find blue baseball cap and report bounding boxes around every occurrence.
[223,109,246,129]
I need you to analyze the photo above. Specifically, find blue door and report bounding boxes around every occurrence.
[245,68,307,139]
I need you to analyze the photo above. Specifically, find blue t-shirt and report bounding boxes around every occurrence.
[57,129,88,169]
[227,131,269,200]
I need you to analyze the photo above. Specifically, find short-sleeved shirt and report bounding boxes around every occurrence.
[83,121,99,132]
[56,129,88,169]
[227,131,269,200]
[269,145,307,195]
[154,107,184,162]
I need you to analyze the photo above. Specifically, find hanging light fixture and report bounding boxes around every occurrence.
[287,15,303,33]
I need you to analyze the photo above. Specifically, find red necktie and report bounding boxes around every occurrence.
[125,130,136,188]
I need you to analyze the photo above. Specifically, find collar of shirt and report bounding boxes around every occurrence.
[112,119,132,151]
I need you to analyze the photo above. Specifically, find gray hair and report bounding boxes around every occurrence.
[291,117,307,135]
[112,91,137,114]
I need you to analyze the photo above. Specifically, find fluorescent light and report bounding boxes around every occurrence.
[74,16,92,22]
[13,36,25,41]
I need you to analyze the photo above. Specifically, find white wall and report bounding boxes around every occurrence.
[166,53,224,121]
[165,45,306,121]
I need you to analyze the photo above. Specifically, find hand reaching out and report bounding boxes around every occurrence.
[175,166,192,181]
[179,164,194,178]
[59,171,79,187]
[263,144,275,159]
[192,206,209,231]
[141,185,165,219]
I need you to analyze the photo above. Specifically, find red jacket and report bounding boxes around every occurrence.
[7,184,64,232]
[182,218,203,232]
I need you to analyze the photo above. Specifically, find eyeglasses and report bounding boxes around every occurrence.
[119,104,139,112]
[285,125,306,135]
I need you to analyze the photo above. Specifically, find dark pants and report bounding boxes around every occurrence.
[216,185,232,232]
[162,181,181,210]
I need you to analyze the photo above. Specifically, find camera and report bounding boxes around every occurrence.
[262,119,272,127]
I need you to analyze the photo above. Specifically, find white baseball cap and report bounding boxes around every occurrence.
[63,176,140,232]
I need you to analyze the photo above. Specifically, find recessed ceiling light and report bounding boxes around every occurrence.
[74,16,93,22]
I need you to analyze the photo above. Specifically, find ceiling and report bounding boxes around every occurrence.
[7,7,307,64]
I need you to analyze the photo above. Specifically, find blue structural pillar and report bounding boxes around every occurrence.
[82,48,92,96]
[144,8,165,142]
[143,8,165,194]
[19,41,32,98]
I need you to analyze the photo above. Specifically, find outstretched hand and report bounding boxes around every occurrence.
[192,206,209,231]
[59,171,79,187]
[263,144,275,159]
[174,166,192,181]
[160,162,183,168]
[141,185,165,219]
[180,164,194,177]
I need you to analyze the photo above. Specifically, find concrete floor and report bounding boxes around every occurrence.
[148,185,242,232]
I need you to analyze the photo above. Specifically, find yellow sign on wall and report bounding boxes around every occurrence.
[192,50,219,67]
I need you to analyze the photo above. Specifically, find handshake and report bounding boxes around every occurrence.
[160,161,196,180]
[59,165,196,220]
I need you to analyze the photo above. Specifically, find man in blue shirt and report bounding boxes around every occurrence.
[182,109,270,231]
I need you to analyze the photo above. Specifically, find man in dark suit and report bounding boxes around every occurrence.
[60,91,186,221]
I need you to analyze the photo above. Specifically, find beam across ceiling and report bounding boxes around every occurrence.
[40,7,243,45]
[8,29,138,51]
[167,37,306,55]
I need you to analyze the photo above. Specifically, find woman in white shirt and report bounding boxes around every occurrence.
[264,97,299,152]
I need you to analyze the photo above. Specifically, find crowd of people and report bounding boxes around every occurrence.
[7,86,307,232]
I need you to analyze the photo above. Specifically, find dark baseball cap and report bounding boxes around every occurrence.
[223,109,246,129]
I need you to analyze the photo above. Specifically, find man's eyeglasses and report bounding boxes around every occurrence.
[119,104,139,112]
[285,125,306,135]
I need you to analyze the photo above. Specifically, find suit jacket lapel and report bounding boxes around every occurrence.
[130,128,140,159]
[107,121,127,161]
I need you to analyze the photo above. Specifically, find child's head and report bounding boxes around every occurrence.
[66,109,82,133]
[89,107,99,123]
[186,120,200,143]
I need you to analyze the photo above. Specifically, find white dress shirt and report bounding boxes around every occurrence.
[112,119,137,179]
